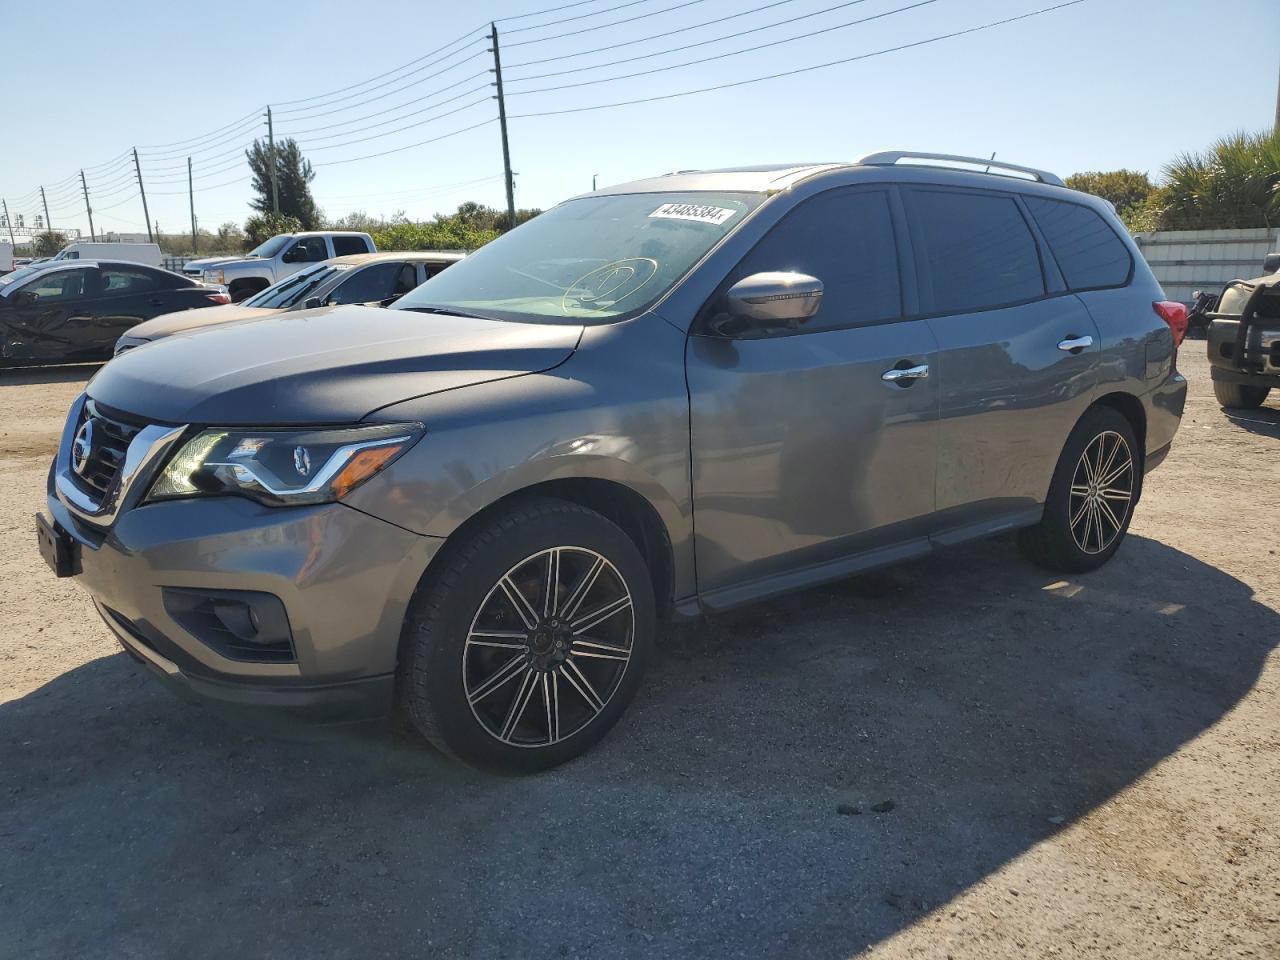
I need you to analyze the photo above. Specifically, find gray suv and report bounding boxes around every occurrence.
[38,153,1188,773]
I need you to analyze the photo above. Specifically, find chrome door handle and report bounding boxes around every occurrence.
[1057,335,1094,352]
[881,363,929,383]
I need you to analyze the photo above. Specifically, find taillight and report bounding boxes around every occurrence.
[1153,300,1188,347]
[205,292,231,305]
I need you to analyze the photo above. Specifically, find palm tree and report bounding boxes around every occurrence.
[1154,130,1280,230]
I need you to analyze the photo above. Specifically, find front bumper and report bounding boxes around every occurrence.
[45,489,443,724]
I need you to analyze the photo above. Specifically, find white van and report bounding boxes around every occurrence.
[0,241,13,274]
[52,241,163,267]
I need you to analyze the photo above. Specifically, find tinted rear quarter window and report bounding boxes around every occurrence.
[1026,197,1131,290]
[906,189,1044,314]
[332,236,371,256]
[730,188,901,332]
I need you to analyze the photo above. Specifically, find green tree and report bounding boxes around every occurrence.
[370,202,541,252]
[245,138,321,229]
[244,212,303,247]
[1064,170,1155,215]
[33,231,67,256]
[1152,130,1280,230]
[217,221,245,250]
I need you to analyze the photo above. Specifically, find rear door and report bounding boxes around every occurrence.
[91,265,179,351]
[686,187,940,605]
[901,186,1100,540]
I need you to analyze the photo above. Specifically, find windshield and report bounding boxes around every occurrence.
[246,234,293,259]
[244,263,348,308]
[0,264,47,292]
[391,192,763,323]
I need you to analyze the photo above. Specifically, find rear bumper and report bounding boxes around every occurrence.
[1208,364,1279,389]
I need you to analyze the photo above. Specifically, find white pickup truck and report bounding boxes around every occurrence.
[183,231,375,301]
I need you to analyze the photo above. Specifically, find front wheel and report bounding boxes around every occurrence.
[1213,380,1270,409]
[1018,406,1140,573]
[399,498,655,774]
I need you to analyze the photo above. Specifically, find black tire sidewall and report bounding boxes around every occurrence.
[405,501,655,774]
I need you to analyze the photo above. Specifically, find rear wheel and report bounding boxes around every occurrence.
[1018,406,1140,573]
[1213,380,1269,409]
[399,497,655,774]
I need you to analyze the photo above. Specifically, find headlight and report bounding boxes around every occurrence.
[202,269,225,284]
[146,423,422,506]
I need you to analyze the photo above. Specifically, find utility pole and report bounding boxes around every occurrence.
[80,170,96,242]
[266,106,279,214]
[489,22,517,232]
[188,157,198,254]
[1274,57,1279,134]
[39,187,52,236]
[592,174,598,191]
[133,148,153,243]
[1,199,15,246]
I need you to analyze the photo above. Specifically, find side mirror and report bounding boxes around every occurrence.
[14,290,38,306]
[303,296,323,309]
[1263,252,1280,274]
[713,272,823,335]
[282,245,304,263]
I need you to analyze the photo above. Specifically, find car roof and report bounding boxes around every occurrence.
[329,251,467,267]
[583,155,1078,201]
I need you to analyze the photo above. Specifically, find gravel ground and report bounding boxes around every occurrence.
[1,351,1276,960]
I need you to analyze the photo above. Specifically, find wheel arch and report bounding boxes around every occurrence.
[414,477,678,623]
[1092,391,1147,460]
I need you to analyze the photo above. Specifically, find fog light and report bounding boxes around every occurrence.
[163,588,295,663]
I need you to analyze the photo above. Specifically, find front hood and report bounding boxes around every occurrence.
[182,255,248,272]
[89,305,582,424]
[126,304,279,342]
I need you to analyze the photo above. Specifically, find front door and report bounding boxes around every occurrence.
[0,267,98,363]
[900,186,1100,538]
[686,187,940,607]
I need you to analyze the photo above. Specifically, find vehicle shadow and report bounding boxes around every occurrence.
[0,363,101,387]
[1,535,1274,959]
[1220,402,1280,439]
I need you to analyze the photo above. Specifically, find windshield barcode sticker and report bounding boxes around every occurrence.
[648,203,737,225]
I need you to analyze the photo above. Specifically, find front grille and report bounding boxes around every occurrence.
[70,400,146,499]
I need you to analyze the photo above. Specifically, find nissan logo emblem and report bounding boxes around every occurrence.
[71,421,94,476]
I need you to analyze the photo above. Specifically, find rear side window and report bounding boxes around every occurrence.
[332,235,371,256]
[100,266,157,294]
[1026,197,1131,290]
[729,188,902,332]
[906,189,1044,314]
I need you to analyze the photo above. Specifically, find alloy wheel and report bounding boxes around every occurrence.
[1068,430,1134,555]
[463,547,634,748]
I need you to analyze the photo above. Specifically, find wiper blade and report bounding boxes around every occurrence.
[400,304,495,321]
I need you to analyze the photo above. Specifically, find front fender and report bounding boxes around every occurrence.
[345,319,695,596]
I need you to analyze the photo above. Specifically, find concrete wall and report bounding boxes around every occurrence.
[1133,227,1280,304]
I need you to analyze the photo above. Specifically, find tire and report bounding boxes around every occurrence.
[228,279,266,303]
[399,497,655,774]
[1213,380,1270,409]
[1018,406,1140,573]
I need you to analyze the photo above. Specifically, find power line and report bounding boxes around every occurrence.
[275,35,486,114]
[307,99,493,152]
[278,69,489,134]
[297,92,492,148]
[510,1,1086,117]
[312,118,496,167]
[315,172,505,202]
[506,0,711,47]
[503,0,660,34]
[137,108,264,155]
[497,0,618,20]
[508,0,940,96]
[501,0,814,75]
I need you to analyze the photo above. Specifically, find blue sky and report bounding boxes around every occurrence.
[1,0,1277,238]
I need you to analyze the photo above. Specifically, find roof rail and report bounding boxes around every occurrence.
[856,151,1065,188]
